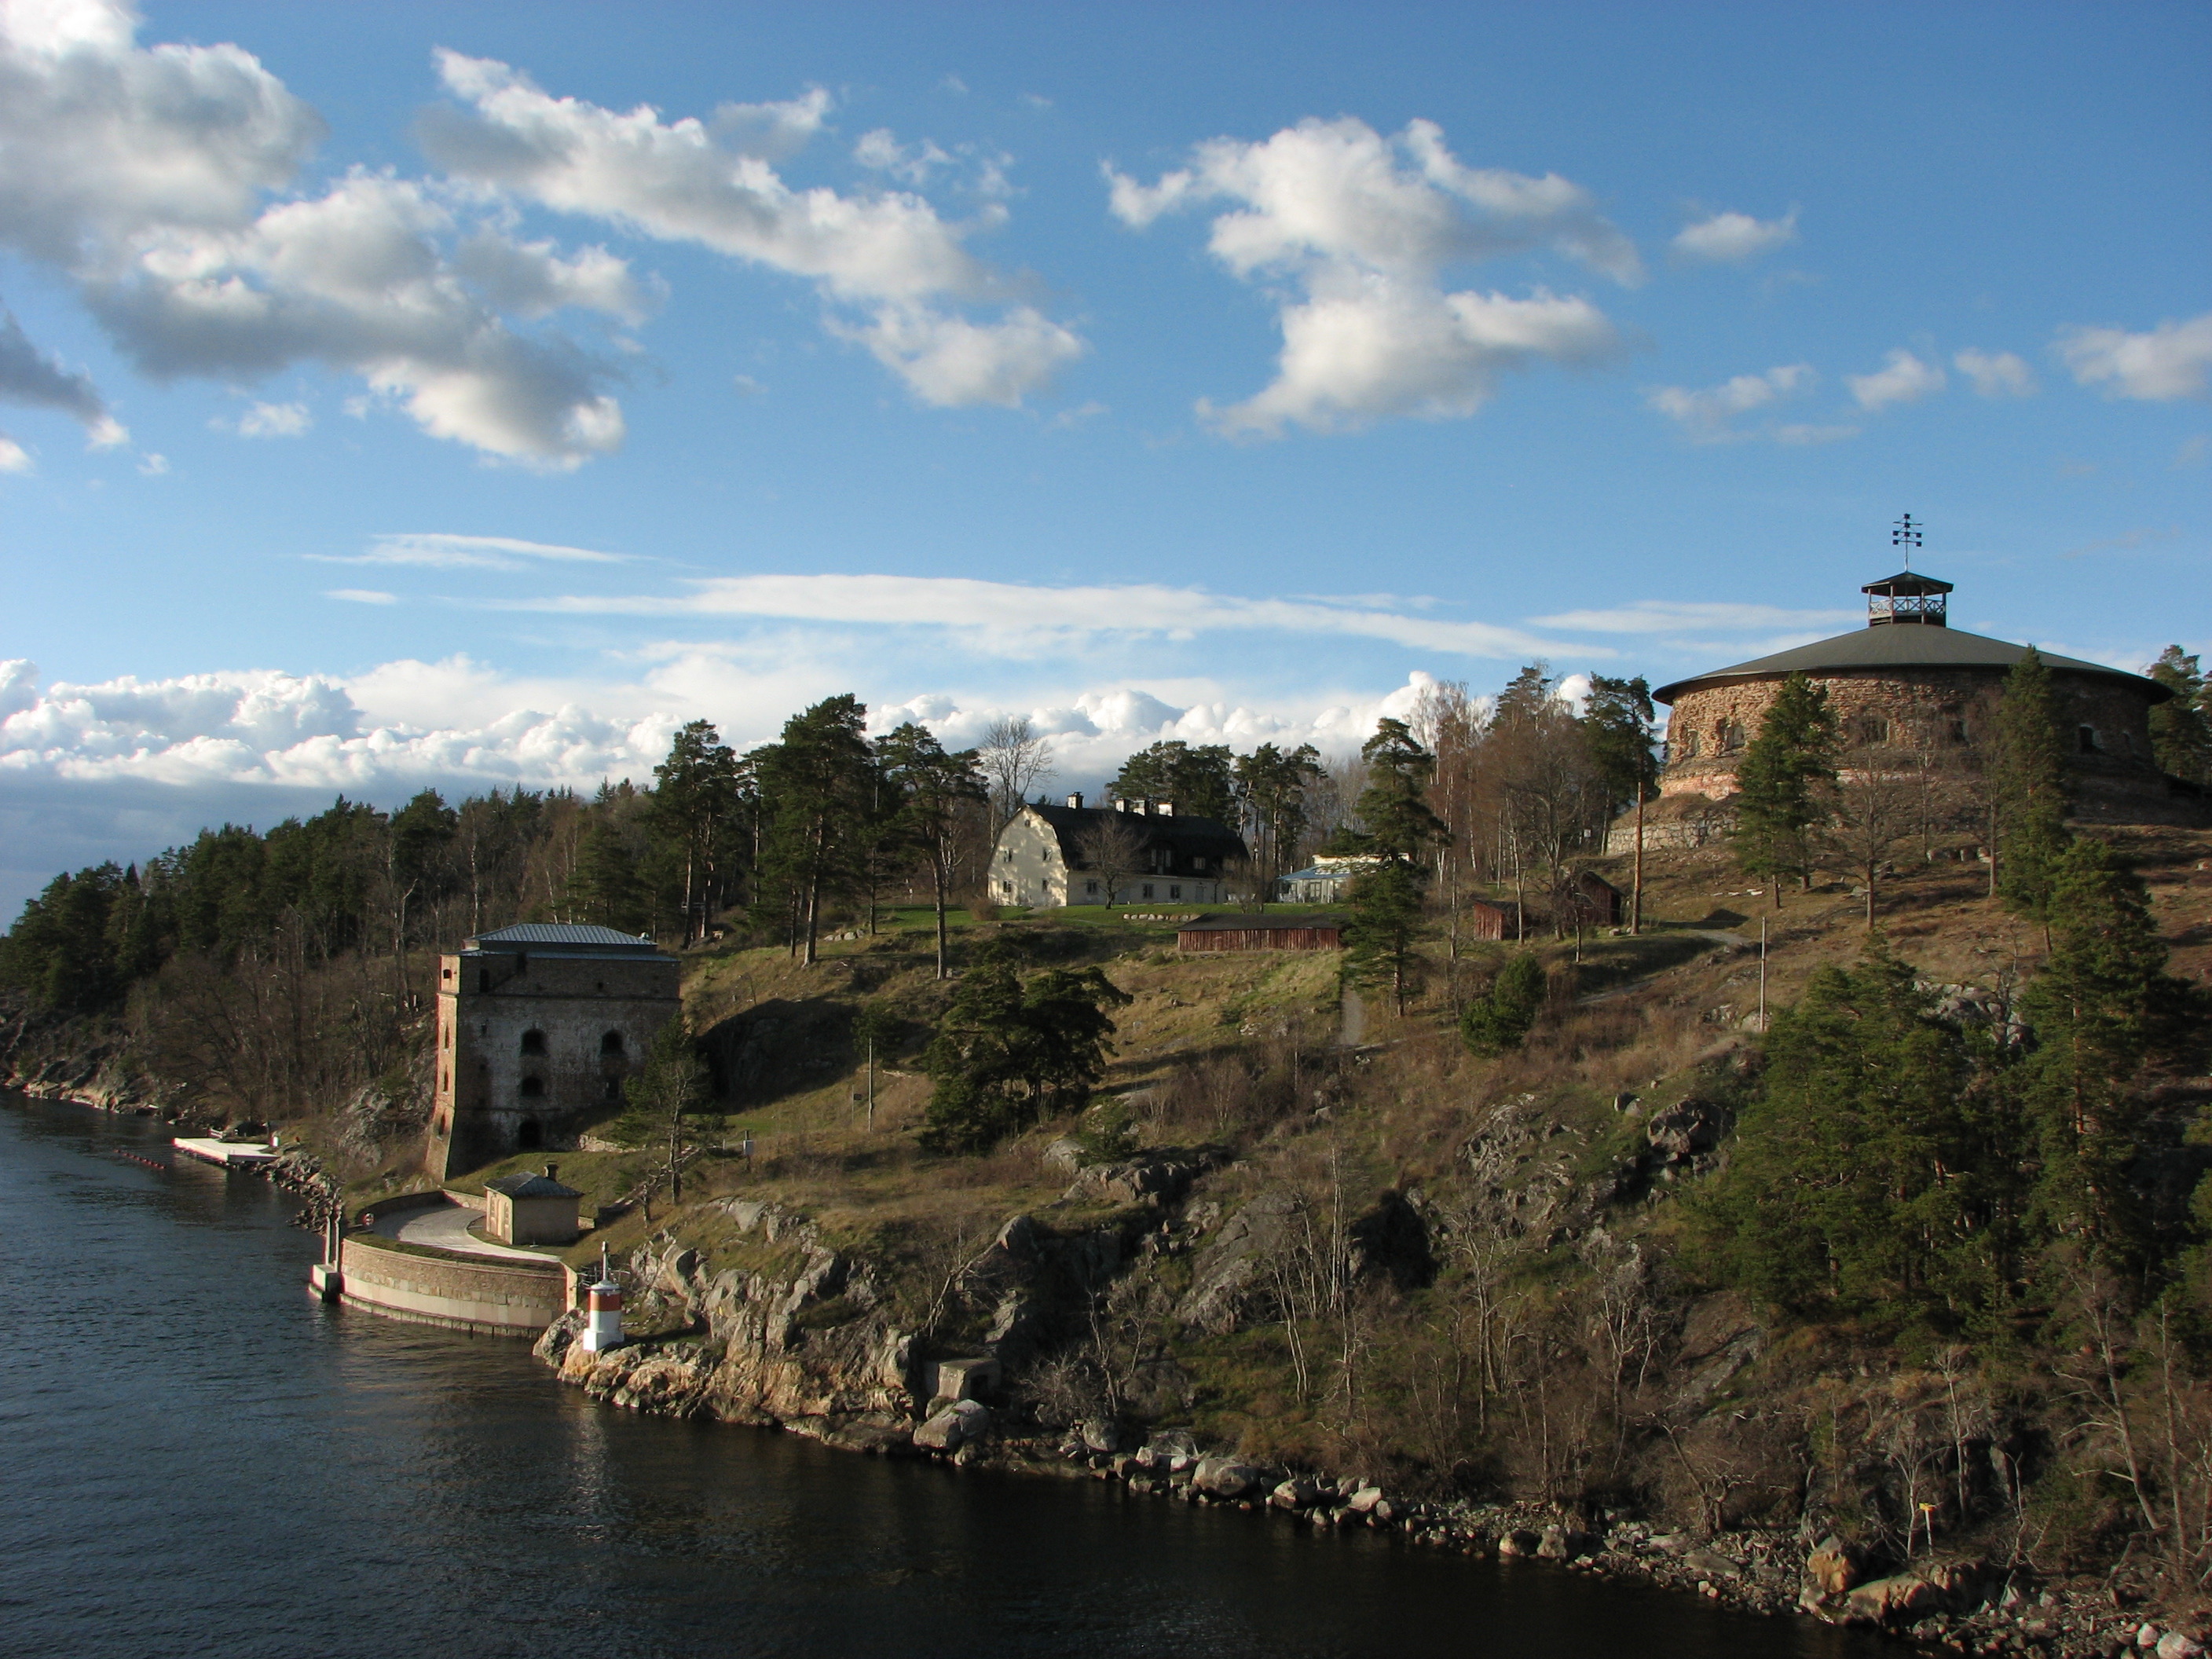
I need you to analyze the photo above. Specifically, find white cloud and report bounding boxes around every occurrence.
[309,531,633,570]
[421,52,1081,408]
[1644,362,1811,441]
[507,570,1585,661]
[234,399,309,437]
[1846,348,1946,412]
[1106,115,1634,435]
[853,128,951,186]
[1774,422,1859,445]
[328,588,395,604]
[1531,600,1859,634]
[2058,312,2212,401]
[0,6,635,466]
[1670,208,1797,263]
[134,449,166,474]
[1954,347,2036,398]
[0,434,30,472]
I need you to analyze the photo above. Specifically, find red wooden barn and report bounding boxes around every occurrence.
[1464,899,1523,941]
[1177,914,1343,952]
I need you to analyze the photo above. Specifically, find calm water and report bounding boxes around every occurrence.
[0,1093,1889,1658]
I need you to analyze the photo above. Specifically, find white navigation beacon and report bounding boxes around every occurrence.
[580,1243,624,1354]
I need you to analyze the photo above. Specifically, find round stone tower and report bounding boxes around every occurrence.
[1642,569,2199,831]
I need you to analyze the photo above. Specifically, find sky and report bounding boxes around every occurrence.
[1,0,2207,919]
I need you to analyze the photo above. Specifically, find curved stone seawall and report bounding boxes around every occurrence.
[339,1232,566,1335]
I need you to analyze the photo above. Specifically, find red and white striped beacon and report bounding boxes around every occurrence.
[580,1244,624,1354]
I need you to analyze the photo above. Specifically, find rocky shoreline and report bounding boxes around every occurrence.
[531,1194,2199,1659]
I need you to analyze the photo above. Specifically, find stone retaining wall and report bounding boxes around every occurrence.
[339,1232,566,1335]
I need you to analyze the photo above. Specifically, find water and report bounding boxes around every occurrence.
[0,1093,1888,1658]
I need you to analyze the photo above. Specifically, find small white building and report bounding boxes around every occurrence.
[990,794,1249,909]
[1275,855,1381,903]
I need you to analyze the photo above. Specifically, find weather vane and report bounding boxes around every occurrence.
[1893,513,1923,570]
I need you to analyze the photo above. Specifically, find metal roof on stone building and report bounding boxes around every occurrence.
[1022,802,1249,863]
[486,1170,583,1199]
[466,923,661,953]
[1654,624,2170,706]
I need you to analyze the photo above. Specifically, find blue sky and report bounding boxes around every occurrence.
[2,0,2207,917]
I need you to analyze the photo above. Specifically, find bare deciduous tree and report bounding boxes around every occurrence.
[1074,811,1148,908]
[979,715,1055,830]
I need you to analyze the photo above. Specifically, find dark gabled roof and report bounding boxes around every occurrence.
[1178,913,1342,932]
[487,1171,582,1199]
[467,923,662,954]
[1020,803,1248,862]
[1653,624,2170,706]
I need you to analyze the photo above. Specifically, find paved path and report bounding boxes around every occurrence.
[371,1200,551,1262]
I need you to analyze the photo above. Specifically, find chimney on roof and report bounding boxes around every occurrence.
[544,1162,557,1181]
[1067,792,1083,809]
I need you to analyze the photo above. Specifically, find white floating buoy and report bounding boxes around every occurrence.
[580,1243,624,1353]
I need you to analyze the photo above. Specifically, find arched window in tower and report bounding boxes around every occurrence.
[1676,730,1701,760]
[2078,725,2101,755]
[600,1030,626,1058]
[1719,720,1746,754]
[1856,716,1891,745]
[516,1118,543,1151]
[519,1029,548,1057]
[519,1075,545,1099]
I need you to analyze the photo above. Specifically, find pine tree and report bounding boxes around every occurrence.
[1459,952,1545,1057]
[875,723,987,979]
[1232,742,1324,899]
[1110,740,1236,822]
[650,720,743,947]
[1694,950,1999,1327]
[1335,719,1449,1013]
[1992,646,2073,921]
[566,819,649,933]
[752,694,876,964]
[1730,672,1837,905]
[2147,646,2212,786]
[919,945,1129,1152]
[2019,838,2209,1257]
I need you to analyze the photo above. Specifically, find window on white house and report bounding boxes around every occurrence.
[1141,883,1155,899]
[1085,881,1099,896]
[1170,884,1181,899]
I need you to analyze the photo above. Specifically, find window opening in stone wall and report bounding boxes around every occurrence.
[2078,725,2100,754]
[1676,731,1701,760]
[600,1030,625,1057]
[1719,721,1746,754]
[519,1075,545,1099]
[1950,720,1969,743]
[520,1029,548,1056]
[516,1118,543,1151]
[1857,716,1890,745]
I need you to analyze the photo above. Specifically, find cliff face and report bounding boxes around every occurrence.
[0,994,165,1113]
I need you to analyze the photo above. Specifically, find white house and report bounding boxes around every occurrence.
[989,794,1249,909]
[1274,854,1381,904]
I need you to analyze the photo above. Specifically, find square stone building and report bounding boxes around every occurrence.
[425,923,681,1181]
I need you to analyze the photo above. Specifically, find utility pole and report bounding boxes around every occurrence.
[1630,789,1646,936]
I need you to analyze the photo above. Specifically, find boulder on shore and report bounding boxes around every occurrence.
[1192,1456,1270,1500]
[914,1398,991,1453]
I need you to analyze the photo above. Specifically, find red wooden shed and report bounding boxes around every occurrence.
[1177,914,1344,952]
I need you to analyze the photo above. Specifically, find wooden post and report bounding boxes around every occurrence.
[1630,791,1646,936]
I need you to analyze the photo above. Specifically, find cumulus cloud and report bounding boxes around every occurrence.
[421,52,1082,408]
[0,305,121,439]
[1670,207,1797,263]
[309,531,632,569]
[0,434,30,472]
[1846,348,1946,412]
[2058,312,2212,401]
[507,570,1583,661]
[1954,347,2036,398]
[233,399,309,437]
[1644,362,1811,441]
[0,4,635,466]
[1106,115,1633,434]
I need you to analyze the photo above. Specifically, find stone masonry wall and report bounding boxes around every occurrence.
[1656,667,2188,823]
